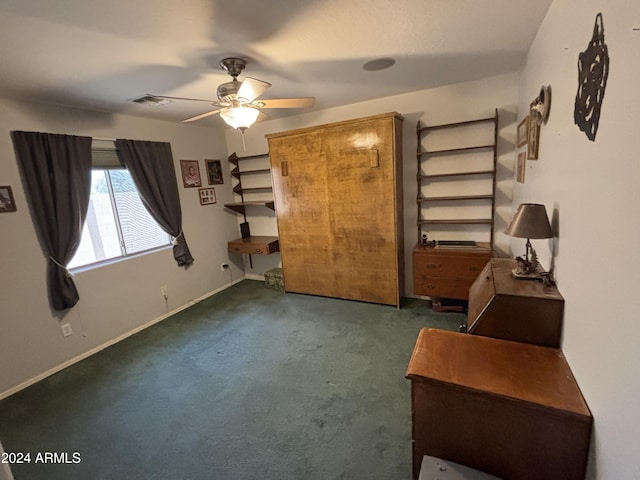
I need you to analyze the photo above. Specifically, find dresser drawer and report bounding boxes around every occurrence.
[413,254,489,279]
[414,274,473,300]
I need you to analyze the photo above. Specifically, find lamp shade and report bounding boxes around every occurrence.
[220,105,259,130]
[504,203,553,239]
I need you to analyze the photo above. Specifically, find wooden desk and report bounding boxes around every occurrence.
[227,236,279,255]
[467,258,564,347]
[406,328,592,480]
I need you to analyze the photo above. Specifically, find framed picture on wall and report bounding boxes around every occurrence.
[517,116,529,148]
[516,152,526,184]
[0,185,17,213]
[527,102,540,160]
[198,187,217,205]
[205,159,224,185]
[180,160,202,188]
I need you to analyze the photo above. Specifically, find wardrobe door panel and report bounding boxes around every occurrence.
[270,133,336,297]
[324,120,398,305]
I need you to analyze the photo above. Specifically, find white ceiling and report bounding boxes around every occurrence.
[0,0,552,128]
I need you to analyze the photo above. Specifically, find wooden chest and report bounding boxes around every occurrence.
[413,244,493,300]
[406,328,592,480]
[467,258,564,347]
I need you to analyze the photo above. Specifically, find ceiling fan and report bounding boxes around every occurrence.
[144,57,315,131]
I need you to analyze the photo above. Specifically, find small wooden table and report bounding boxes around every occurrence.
[406,328,592,480]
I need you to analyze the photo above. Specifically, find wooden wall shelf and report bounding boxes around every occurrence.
[223,201,275,215]
[225,152,278,261]
[416,110,498,245]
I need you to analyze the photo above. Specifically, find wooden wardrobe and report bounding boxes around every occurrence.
[266,112,404,307]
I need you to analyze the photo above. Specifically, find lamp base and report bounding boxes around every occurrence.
[512,253,545,281]
[511,268,546,281]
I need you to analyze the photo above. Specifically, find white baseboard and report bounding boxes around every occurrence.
[0,277,248,401]
[245,273,266,281]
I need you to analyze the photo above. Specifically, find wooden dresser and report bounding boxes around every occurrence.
[406,328,592,480]
[413,243,493,300]
[267,112,404,307]
[466,258,564,347]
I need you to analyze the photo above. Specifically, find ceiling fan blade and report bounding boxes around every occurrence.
[257,97,315,109]
[182,108,224,123]
[237,77,272,103]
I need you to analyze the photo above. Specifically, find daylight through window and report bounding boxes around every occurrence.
[68,169,171,269]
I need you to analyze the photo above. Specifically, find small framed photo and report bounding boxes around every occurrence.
[180,160,202,188]
[527,103,540,160]
[198,187,217,205]
[517,116,529,148]
[0,185,17,213]
[205,159,224,185]
[516,152,526,184]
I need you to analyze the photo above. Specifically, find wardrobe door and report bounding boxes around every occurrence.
[323,118,400,305]
[269,131,336,297]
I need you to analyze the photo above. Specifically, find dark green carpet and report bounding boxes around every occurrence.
[0,280,464,480]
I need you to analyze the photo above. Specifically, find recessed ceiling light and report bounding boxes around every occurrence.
[362,57,396,71]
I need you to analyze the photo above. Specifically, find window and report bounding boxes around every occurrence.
[68,154,171,269]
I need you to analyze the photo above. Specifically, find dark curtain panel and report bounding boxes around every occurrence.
[11,131,92,311]
[115,139,194,266]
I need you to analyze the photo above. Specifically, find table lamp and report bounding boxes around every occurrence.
[504,203,553,279]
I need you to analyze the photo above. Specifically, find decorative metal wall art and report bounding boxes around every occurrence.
[574,13,610,141]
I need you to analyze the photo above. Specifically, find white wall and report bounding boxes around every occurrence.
[515,1,640,478]
[224,72,520,293]
[0,98,239,397]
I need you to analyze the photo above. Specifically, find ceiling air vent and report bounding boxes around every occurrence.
[132,95,172,107]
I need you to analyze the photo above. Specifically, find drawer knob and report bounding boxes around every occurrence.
[427,284,436,289]
[427,264,437,269]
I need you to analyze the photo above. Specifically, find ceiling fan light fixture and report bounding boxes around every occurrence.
[220,105,259,130]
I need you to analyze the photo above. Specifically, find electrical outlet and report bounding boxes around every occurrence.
[61,323,73,337]
[221,263,230,272]
[160,285,168,298]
